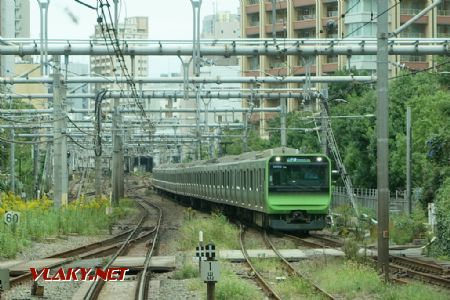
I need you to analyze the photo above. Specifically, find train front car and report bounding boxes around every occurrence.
[266,154,331,231]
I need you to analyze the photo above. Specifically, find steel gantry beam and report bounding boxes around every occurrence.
[0,38,449,56]
[0,76,375,84]
[0,107,280,114]
[0,123,244,129]
[1,91,313,100]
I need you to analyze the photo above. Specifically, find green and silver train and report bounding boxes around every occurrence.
[152,148,332,231]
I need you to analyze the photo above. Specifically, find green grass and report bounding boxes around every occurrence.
[301,257,449,300]
[173,262,199,280]
[0,199,137,258]
[188,261,262,300]
[178,213,240,250]
[252,258,322,300]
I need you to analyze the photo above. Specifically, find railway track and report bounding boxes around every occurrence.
[285,231,450,290]
[263,231,336,300]
[5,194,163,300]
[239,226,283,300]
[388,256,450,289]
[239,226,338,300]
[82,196,163,300]
[9,206,147,288]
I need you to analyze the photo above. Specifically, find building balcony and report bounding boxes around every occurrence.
[246,26,260,36]
[265,67,288,76]
[437,16,450,25]
[322,63,338,74]
[293,19,316,30]
[400,14,428,25]
[264,23,287,33]
[292,65,317,75]
[265,0,287,11]
[293,0,315,7]
[403,61,429,70]
[243,70,261,77]
[245,4,260,14]
[298,14,316,21]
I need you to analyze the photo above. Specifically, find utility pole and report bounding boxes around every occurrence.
[243,112,249,152]
[406,106,412,215]
[191,0,202,160]
[10,129,15,194]
[376,0,390,282]
[280,97,287,147]
[112,103,120,205]
[111,0,122,205]
[52,55,68,207]
[33,132,40,198]
[94,91,105,199]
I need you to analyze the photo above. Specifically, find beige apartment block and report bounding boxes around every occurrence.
[241,0,450,137]
[13,63,47,109]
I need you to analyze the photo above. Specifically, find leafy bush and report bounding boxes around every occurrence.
[342,236,360,261]
[431,178,450,258]
[390,210,427,245]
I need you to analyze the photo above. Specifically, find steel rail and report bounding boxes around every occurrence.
[283,233,332,249]
[390,255,446,275]
[136,198,163,300]
[389,263,450,289]
[83,199,150,300]
[239,226,283,300]
[8,205,147,287]
[263,231,336,300]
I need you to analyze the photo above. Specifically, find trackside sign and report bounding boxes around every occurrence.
[30,267,129,281]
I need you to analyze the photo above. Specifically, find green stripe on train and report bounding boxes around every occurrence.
[267,193,330,214]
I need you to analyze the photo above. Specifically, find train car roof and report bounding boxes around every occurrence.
[155,147,306,170]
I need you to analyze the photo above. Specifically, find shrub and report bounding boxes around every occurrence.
[390,209,427,245]
[431,178,450,258]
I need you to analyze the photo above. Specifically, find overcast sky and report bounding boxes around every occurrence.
[30,0,240,76]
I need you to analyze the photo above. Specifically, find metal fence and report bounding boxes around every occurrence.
[332,186,410,215]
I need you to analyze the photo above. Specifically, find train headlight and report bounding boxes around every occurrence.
[316,157,323,162]
[275,156,281,162]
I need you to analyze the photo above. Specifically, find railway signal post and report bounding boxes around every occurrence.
[196,238,220,300]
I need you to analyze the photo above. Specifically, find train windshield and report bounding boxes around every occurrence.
[269,163,328,192]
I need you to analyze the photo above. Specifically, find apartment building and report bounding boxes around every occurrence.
[90,16,149,86]
[0,0,30,76]
[241,0,450,137]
